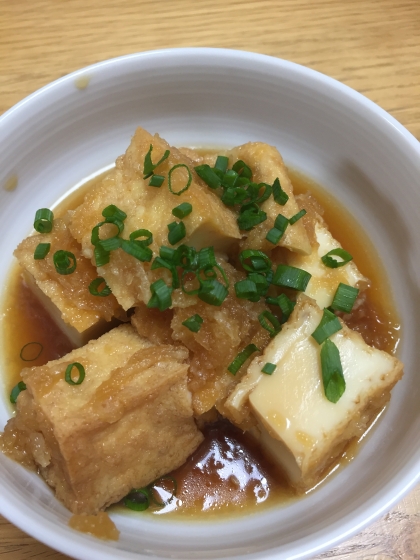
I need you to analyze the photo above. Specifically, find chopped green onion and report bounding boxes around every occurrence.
[10,381,26,404]
[311,308,342,345]
[94,245,110,267]
[273,264,311,291]
[221,169,239,188]
[20,342,43,361]
[130,229,153,246]
[240,250,272,273]
[167,221,186,245]
[237,205,267,231]
[254,183,272,205]
[181,269,201,295]
[182,314,204,333]
[148,174,165,187]
[91,220,124,246]
[34,208,54,233]
[160,245,177,263]
[194,164,222,189]
[266,293,296,323]
[321,248,353,268]
[172,202,192,219]
[151,257,179,289]
[96,236,121,252]
[235,279,258,300]
[221,186,249,206]
[65,362,85,385]
[53,250,76,275]
[197,246,216,269]
[34,243,51,260]
[232,160,252,179]
[168,164,192,195]
[176,244,198,270]
[143,144,170,179]
[261,362,276,375]
[289,209,307,225]
[228,344,260,375]
[120,239,152,262]
[147,279,173,311]
[214,155,229,173]
[101,205,127,222]
[248,272,270,297]
[124,488,150,511]
[320,339,346,403]
[89,277,112,297]
[198,279,228,306]
[331,283,359,313]
[272,178,289,205]
[266,214,289,244]
[258,310,281,337]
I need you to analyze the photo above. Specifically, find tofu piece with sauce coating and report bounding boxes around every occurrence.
[69,127,241,310]
[1,324,203,514]
[225,294,403,490]
[14,215,125,346]
[226,142,312,255]
[284,193,369,309]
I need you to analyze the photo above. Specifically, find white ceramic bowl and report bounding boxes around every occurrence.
[0,48,419,560]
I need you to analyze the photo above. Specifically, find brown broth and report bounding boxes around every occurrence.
[0,163,401,519]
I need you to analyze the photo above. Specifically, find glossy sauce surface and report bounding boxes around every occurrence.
[1,165,401,518]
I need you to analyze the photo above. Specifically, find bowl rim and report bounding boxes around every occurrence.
[0,47,419,560]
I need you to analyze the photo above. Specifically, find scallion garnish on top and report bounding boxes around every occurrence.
[147,279,173,312]
[331,283,359,313]
[320,338,346,403]
[273,264,311,292]
[182,314,204,333]
[261,362,276,375]
[89,277,112,297]
[65,362,85,385]
[53,250,77,275]
[143,144,170,179]
[228,344,260,375]
[272,178,289,206]
[148,174,165,188]
[34,242,51,260]
[311,308,342,345]
[172,202,192,219]
[168,164,192,195]
[167,221,186,245]
[289,209,307,225]
[321,248,353,268]
[10,381,26,404]
[258,310,281,337]
[34,208,54,233]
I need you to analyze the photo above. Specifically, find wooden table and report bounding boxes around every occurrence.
[0,0,419,558]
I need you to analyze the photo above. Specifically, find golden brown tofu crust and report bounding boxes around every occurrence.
[69,127,241,310]
[227,142,312,255]
[2,325,203,514]
[14,215,124,332]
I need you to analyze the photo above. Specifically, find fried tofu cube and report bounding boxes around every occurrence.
[1,324,203,514]
[169,261,271,416]
[69,127,241,310]
[225,294,403,490]
[227,142,311,255]
[285,194,369,308]
[14,215,125,346]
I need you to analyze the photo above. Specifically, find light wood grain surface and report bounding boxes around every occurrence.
[0,0,419,559]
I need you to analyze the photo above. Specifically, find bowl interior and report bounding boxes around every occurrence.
[0,49,419,560]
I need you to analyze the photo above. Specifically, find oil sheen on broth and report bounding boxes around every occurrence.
[0,165,400,519]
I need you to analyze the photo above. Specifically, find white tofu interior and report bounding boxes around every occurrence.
[226,294,403,490]
[288,218,369,309]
